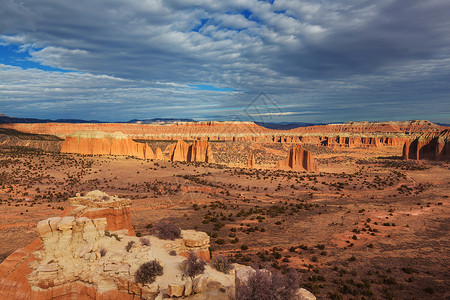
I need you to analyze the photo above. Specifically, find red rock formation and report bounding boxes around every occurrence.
[188,140,215,163]
[1,120,445,149]
[403,129,450,160]
[169,140,215,163]
[320,136,408,148]
[276,144,319,172]
[61,131,154,160]
[247,152,255,168]
[169,139,190,161]
[0,191,136,300]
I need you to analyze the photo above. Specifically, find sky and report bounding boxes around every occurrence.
[0,0,449,123]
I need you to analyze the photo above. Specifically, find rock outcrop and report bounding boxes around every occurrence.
[68,190,135,235]
[61,131,155,160]
[276,144,319,172]
[0,190,316,299]
[169,140,215,163]
[247,152,255,168]
[0,191,137,299]
[0,191,232,300]
[403,129,450,160]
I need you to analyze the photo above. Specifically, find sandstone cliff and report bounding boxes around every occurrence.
[169,140,215,163]
[61,131,155,160]
[403,129,450,161]
[276,144,319,172]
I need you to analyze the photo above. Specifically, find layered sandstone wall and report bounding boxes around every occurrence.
[60,131,162,160]
[1,121,444,145]
[403,129,450,161]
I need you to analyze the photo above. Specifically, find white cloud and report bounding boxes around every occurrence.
[0,0,449,122]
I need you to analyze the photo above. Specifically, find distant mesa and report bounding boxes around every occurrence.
[169,140,215,163]
[403,129,450,161]
[276,144,319,172]
[128,118,196,124]
[61,130,163,160]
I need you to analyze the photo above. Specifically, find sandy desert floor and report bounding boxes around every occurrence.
[0,142,448,299]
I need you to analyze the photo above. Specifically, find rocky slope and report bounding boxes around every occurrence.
[276,144,319,172]
[403,129,450,160]
[0,128,62,152]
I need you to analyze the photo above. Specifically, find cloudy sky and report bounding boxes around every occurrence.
[0,0,449,123]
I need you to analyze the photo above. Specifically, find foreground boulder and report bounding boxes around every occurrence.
[276,144,318,172]
[169,140,215,163]
[403,129,450,160]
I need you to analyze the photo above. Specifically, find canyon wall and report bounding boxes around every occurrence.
[276,144,319,172]
[403,129,450,161]
[1,121,446,153]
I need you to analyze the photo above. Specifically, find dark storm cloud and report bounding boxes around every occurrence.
[0,0,449,122]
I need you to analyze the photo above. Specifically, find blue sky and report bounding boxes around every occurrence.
[0,0,449,123]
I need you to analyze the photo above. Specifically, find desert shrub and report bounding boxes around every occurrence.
[135,260,164,284]
[211,255,232,274]
[153,218,181,240]
[126,241,135,252]
[169,250,177,256]
[100,248,107,257]
[140,237,151,246]
[184,251,206,279]
[105,230,121,241]
[236,268,300,300]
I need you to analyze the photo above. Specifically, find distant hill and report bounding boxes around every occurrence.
[0,114,103,124]
[126,118,196,124]
[0,114,196,124]
[255,122,328,130]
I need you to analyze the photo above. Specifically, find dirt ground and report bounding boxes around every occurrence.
[0,143,448,299]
